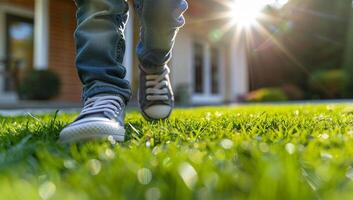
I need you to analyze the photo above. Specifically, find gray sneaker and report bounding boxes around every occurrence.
[138,65,174,120]
[60,95,126,143]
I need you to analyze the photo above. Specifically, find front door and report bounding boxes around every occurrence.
[5,14,34,92]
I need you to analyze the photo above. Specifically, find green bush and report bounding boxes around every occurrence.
[281,84,304,100]
[19,70,61,100]
[309,70,348,99]
[175,83,191,106]
[245,87,288,102]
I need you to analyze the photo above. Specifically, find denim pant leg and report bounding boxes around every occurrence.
[134,0,188,72]
[75,0,131,103]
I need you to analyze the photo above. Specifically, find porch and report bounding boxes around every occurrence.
[0,0,250,105]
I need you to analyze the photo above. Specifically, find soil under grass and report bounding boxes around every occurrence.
[1,104,353,199]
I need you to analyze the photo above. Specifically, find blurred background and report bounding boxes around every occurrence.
[0,0,352,108]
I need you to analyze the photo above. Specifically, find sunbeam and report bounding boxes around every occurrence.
[195,0,289,42]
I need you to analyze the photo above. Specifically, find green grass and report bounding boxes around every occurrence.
[1,105,353,200]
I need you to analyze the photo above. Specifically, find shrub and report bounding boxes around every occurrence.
[19,70,61,100]
[309,70,348,99]
[281,84,304,100]
[175,83,191,106]
[245,87,288,102]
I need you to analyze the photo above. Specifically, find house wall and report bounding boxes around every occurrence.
[0,0,81,102]
[48,0,81,102]
[171,30,193,91]
[224,44,233,102]
[171,28,230,104]
[0,0,34,9]
[0,0,247,104]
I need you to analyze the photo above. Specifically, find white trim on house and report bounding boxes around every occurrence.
[218,47,227,99]
[34,0,49,70]
[203,43,211,95]
[191,41,226,105]
[123,5,134,83]
[0,3,34,102]
[230,34,249,99]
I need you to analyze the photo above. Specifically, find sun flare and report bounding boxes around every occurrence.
[229,0,268,27]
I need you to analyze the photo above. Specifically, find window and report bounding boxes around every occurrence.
[192,42,223,101]
[5,14,34,92]
[193,43,204,94]
[211,48,220,94]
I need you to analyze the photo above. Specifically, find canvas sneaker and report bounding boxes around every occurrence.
[138,65,174,121]
[60,95,126,143]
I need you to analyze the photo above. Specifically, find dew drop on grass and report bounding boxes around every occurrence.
[38,181,56,200]
[178,162,198,189]
[320,152,333,160]
[315,114,325,121]
[285,143,296,154]
[348,130,353,137]
[220,139,233,150]
[319,133,329,140]
[152,146,160,155]
[205,112,212,121]
[64,159,76,169]
[215,112,223,117]
[107,136,116,145]
[294,110,300,116]
[145,187,161,200]
[326,105,335,111]
[100,149,115,160]
[88,159,102,176]
[346,168,353,180]
[137,168,153,185]
[259,143,270,153]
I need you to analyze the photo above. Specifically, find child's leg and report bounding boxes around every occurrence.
[134,0,188,72]
[75,0,131,103]
[134,0,188,120]
[60,0,131,143]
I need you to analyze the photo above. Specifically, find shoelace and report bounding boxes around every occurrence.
[76,96,123,121]
[145,67,170,101]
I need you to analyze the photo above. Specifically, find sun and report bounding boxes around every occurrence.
[229,0,272,27]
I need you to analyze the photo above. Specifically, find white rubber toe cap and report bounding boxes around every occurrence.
[144,105,172,120]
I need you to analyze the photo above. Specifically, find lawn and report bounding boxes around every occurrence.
[1,104,353,200]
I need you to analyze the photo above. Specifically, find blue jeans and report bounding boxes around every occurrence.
[74,0,188,103]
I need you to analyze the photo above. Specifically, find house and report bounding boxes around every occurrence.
[0,0,249,105]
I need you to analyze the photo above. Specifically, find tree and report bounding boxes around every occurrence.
[343,2,353,97]
[250,0,352,98]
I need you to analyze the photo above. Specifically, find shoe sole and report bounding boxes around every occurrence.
[60,121,125,143]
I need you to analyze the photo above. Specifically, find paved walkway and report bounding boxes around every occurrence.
[0,99,352,116]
